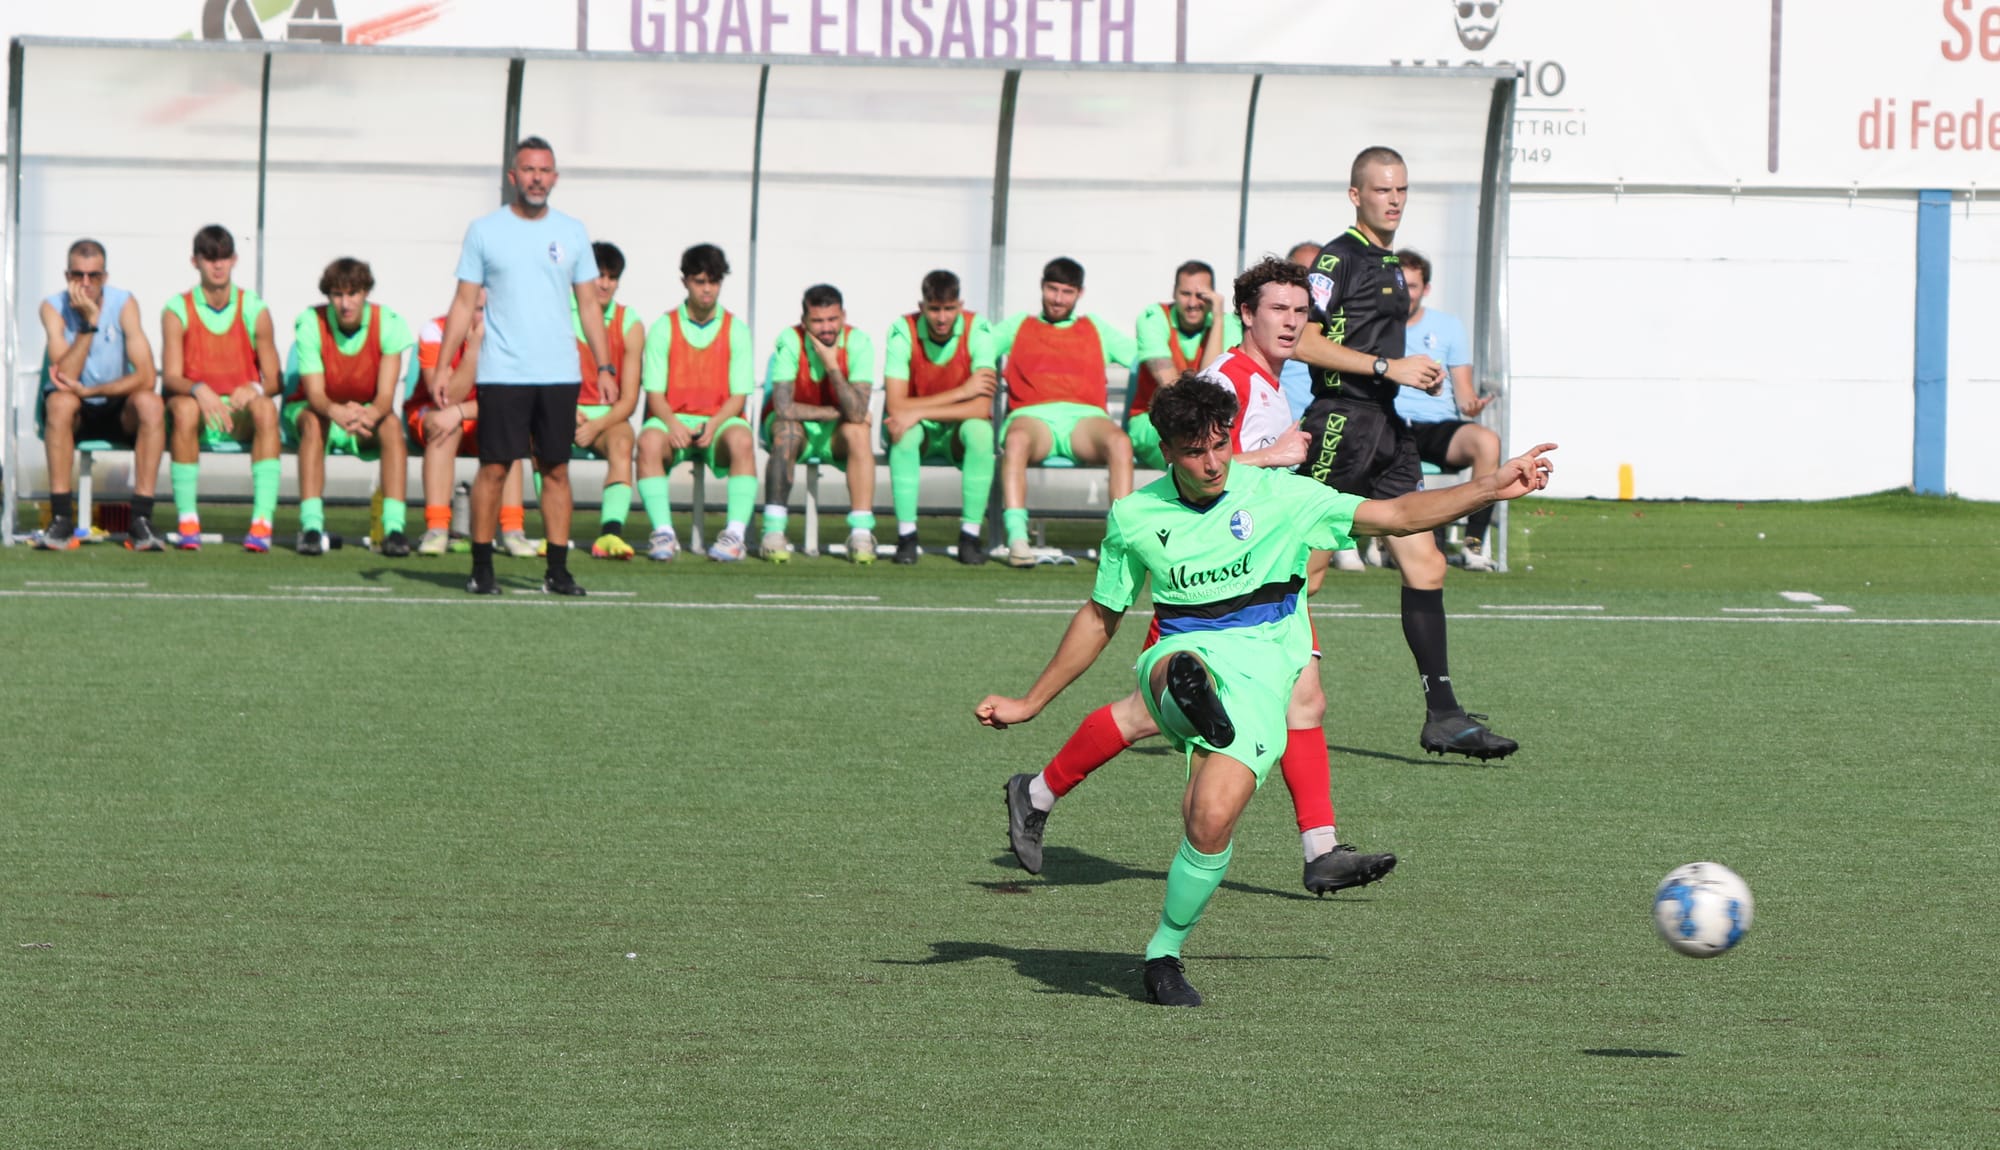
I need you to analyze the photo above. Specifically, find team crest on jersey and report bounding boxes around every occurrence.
[1229,510,1254,541]
[548,241,564,264]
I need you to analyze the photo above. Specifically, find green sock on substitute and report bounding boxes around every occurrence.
[846,510,877,531]
[600,482,632,535]
[1145,838,1234,960]
[171,462,200,523]
[382,498,407,535]
[249,459,280,527]
[299,497,325,534]
[762,506,788,537]
[888,427,923,524]
[637,475,672,532]
[959,421,995,526]
[1004,507,1030,544]
[726,475,757,532]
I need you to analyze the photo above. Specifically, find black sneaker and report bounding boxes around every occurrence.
[893,532,920,565]
[296,529,325,557]
[1143,956,1202,1007]
[125,516,166,552]
[1420,710,1518,761]
[1003,772,1048,874]
[956,530,988,565]
[543,572,587,597]
[1166,652,1235,748]
[35,515,78,551]
[380,530,411,558]
[1304,843,1399,896]
[466,574,501,596]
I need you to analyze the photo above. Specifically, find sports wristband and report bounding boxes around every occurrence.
[76,325,98,335]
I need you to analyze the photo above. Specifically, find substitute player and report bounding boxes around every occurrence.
[880,269,997,566]
[571,241,645,559]
[990,258,1392,896]
[990,257,1137,567]
[283,257,414,556]
[1293,146,1517,760]
[161,225,283,551]
[1394,248,1502,572]
[976,380,1556,1006]
[1126,259,1241,470]
[634,243,758,561]
[760,284,878,564]
[408,299,532,557]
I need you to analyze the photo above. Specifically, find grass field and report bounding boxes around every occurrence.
[3,493,1997,1148]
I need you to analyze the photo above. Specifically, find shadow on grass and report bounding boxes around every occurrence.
[882,942,1333,1000]
[378,566,542,593]
[1329,743,1508,769]
[975,847,1319,902]
[1581,1048,1684,1059]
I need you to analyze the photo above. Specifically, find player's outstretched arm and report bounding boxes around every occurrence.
[975,600,1124,730]
[1352,442,1556,537]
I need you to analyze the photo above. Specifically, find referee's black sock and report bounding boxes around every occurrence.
[545,542,569,578]
[1465,505,1495,548]
[472,541,495,581]
[1401,585,1462,717]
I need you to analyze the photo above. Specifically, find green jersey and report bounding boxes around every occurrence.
[1092,464,1362,641]
[290,304,416,375]
[164,285,268,343]
[987,312,1136,367]
[642,306,754,397]
[881,313,998,379]
[1134,303,1243,369]
[769,326,875,387]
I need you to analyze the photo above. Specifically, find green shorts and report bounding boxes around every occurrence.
[281,399,381,462]
[1134,625,1311,783]
[885,418,981,465]
[648,412,752,478]
[761,414,851,471]
[1127,411,1166,470]
[1001,401,1116,464]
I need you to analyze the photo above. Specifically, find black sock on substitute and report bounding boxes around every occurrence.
[132,495,155,522]
[545,542,569,578]
[471,541,495,582]
[51,491,74,521]
[1465,505,1494,547]
[1401,585,1461,717]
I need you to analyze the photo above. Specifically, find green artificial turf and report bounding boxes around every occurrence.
[2,493,1996,1148]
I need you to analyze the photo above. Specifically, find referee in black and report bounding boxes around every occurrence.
[1292,145,1519,761]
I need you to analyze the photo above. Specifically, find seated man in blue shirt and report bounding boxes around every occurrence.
[1392,250,1502,571]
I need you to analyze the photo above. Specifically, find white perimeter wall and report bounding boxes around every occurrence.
[1948,201,2000,501]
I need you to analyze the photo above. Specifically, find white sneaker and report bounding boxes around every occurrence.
[499,529,539,558]
[647,527,681,562]
[1361,538,1387,567]
[1007,537,1037,568]
[847,528,878,565]
[706,530,747,562]
[415,527,451,557]
[1459,540,1495,572]
[1330,547,1366,572]
[759,530,792,563]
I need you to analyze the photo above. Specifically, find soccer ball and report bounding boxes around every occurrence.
[1652,862,1754,958]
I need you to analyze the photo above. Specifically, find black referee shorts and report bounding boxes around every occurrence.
[1407,419,1471,470]
[1298,398,1422,500]
[476,383,580,469]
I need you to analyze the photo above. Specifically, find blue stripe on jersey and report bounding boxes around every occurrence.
[1156,593,1298,635]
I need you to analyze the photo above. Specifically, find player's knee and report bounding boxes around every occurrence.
[1183,801,1237,854]
[960,419,994,451]
[249,399,278,428]
[130,392,165,422]
[45,391,81,420]
[1398,542,1447,585]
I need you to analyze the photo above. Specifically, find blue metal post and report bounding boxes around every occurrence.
[1912,189,1950,495]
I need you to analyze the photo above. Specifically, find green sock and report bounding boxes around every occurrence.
[726,475,757,532]
[1003,507,1029,544]
[382,498,407,536]
[1145,838,1234,960]
[600,483,632,536]
[762,506,788,536]
[299,497,325,534]
[888,426,923,524]
[846,509,877,531]
[958,420,996,527]
[171,462,200,523]
[637,475,672,533]
[250,458,280,526]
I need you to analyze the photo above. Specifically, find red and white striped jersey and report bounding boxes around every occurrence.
[1196,349,1291,454]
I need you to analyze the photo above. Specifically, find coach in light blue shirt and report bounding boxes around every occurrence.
[431,135,614,597]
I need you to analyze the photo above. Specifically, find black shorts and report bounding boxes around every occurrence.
[1407,420,1471,470]
[1298,398,1422,500]
[476,383,580,468]
[60,397,134,445]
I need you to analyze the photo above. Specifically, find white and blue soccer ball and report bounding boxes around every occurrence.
[1652,862,1754,958]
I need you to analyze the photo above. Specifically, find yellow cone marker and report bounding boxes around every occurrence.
[1617,464,1635,501]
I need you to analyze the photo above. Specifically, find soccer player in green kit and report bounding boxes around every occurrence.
[571,241,645,559]
[880,269,998,565]
[976,381,1556,1006]
[1126,259,1241,470]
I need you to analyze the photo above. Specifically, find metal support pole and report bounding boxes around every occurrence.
[500,58,524,205]
[1235,74,1262,274]
[1913,189,1951,495]
[983,69,1021,549]
[254,51,271,297]
[747,65,769,346]
[1474,75,1516,570]
[2,40,25,545]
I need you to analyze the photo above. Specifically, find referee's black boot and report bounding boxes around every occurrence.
[1419,709,1518,762]
[893,532,921,565]
[1143,957,1202,1007]
[1304,843,1398,896]
[466,575,501,595]
[543,572,586,597]
[1165,652,1235,749]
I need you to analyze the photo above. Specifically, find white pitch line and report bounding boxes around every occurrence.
[1480,603,1603,611]
[998,598,1082,605]
[1779,591,1824,603]
[1,588,1995,627]
[1722,605,1854,614]
[24,580,148,589]
[754,593,881,602]
[270,585,390,594]
[1305,603,1361,610]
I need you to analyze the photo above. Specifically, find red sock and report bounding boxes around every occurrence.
[1280,727,1337,833]
[1043,705,1132,797]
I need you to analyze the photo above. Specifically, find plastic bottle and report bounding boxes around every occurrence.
[369,485,384,550]
[451,481,471,537]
